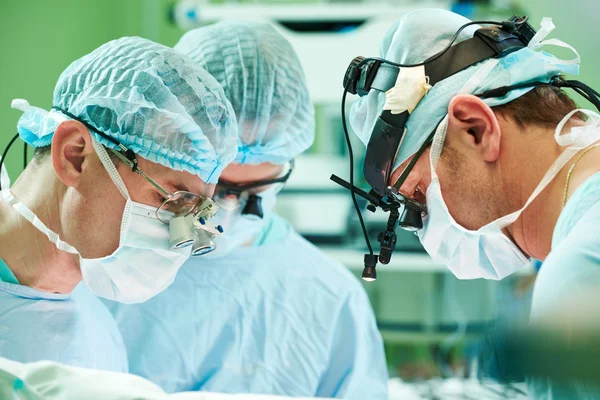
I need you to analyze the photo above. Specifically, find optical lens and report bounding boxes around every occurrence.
[157,191,208,224]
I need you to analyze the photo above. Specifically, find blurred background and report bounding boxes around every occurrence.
[1,0,598,397]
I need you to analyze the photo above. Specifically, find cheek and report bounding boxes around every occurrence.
[436,158,478,230]
[62,182,127,259]
[436,157,497,231]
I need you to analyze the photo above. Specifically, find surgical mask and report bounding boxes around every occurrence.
[0,138,191,303]
[418,109,600,279]
[204,185,279,258]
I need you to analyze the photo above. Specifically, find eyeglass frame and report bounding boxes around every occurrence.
[215,160,294,197]
[52,107,218,224]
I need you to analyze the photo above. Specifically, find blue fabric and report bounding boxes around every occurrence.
[0,281,127,372]
[175,21,315,165]
[15,36,238,184]
[0,259,18,285]
[528,172,600,399]
[251,213,290,246]
[107,215,388,398]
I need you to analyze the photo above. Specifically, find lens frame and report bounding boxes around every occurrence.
[157,191,217,224]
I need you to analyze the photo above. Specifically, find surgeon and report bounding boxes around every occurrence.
[349,8,600,399]
[108,21,388,398]
[0,37,237,372]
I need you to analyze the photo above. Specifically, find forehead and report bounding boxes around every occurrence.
[136,156,210,195]
[219,162,283,185]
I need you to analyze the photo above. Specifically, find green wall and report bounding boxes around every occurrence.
[0,0,186,180]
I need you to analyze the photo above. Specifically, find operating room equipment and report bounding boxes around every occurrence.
[275,155,352,245]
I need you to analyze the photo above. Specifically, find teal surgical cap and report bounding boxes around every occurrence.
[350,9,580,171]
[14,36,238,184]
[175,20,315,165]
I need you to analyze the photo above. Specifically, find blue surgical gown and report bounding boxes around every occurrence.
[107,214,388,398]
[528,172,600,399]
[0,269,128,373]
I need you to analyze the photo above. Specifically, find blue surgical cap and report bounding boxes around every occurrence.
[350,9,579,171]
[175,20,315,165]
[14,36,238,184]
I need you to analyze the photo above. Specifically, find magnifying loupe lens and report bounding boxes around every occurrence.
[398,208,423,231]
[169,215,195,249]
[191,229,216,256]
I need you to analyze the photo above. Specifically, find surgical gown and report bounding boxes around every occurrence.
[528,172,600,399]
[107,214,388,398]
[0,274,128,372]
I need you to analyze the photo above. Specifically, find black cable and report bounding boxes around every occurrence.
[570,86,594,104]
[0,133,19,191]
[341,85,373,255]
[552,80,600,111]
[51,107,121,147]
[573,87,600,110]
[565,79,600,98]
[355,20,507,71]
[23,143,28,169]
[52,107,139,170]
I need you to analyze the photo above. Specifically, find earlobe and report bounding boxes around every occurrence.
[51,120,95,188]
[447,94,501,162]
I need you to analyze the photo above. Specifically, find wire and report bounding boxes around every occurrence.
[565,79,600,97]
[341,85,373,255]
[23,143,28,169]
[560,80,600,110]
[355,20,506,71]
[0,133,19,191]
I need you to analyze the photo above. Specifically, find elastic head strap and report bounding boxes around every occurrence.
[0,189,79,255]
[91,138,130,200]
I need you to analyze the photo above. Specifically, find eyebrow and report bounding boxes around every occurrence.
[164,181,192,194]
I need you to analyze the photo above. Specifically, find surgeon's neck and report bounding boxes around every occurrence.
[0,165,81,293]
[505,119,597,261]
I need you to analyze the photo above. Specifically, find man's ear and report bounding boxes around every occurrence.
[51,120,96,188]
[447,94,502,162]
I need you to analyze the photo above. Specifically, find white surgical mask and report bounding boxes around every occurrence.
[204,185,279,258]
[418,109,600,279]
[0,138,191,303]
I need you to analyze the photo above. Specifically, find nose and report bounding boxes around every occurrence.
[398,171,423,200]
[390,149,431,204]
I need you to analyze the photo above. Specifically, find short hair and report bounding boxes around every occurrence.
[492,80,582,129]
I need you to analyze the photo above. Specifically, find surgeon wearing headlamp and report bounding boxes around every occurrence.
[108,21,388,399]
[345,8,600,399]
[0,37,237,371]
